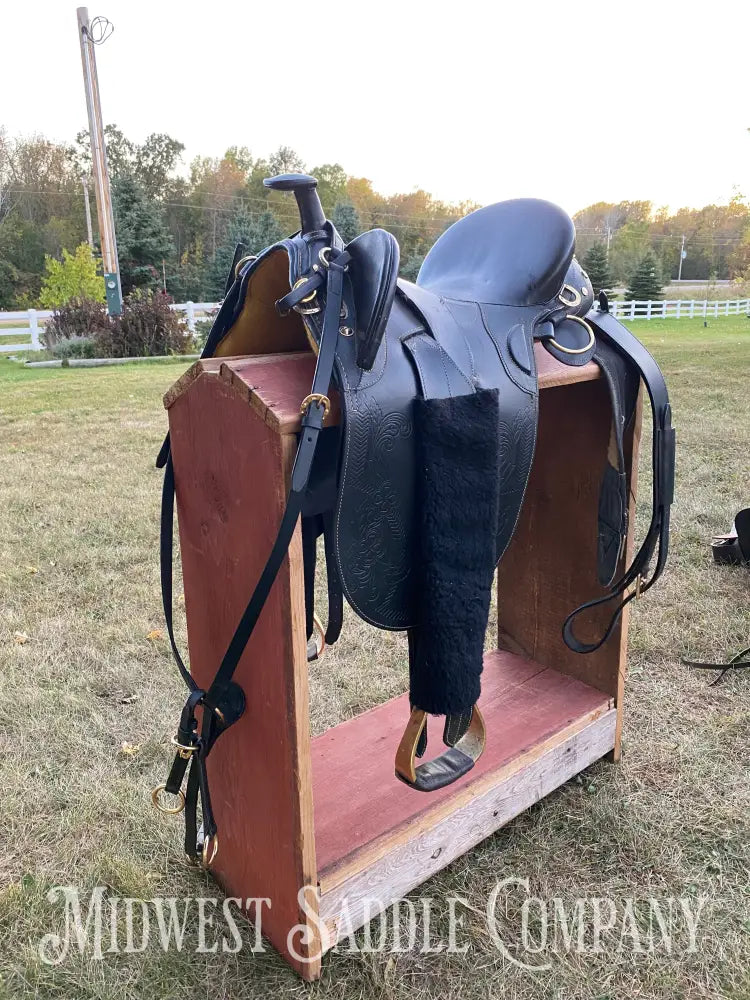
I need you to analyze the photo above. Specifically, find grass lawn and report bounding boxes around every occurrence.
[0,317,748,998]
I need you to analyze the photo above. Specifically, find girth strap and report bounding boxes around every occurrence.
[562,301,676,654]
[156,249,350,862]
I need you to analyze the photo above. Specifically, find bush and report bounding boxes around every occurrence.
[43,291,192,358]
[94,291,192,358]
[49,336,97,360]
[43,298,109,347]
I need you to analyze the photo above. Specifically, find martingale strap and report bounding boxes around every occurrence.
[562,298,676,654]
[154,249,350,863]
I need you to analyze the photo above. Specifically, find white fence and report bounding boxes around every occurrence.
[609,298,750,320]
[0,302,218,354]
[1,297,748,355]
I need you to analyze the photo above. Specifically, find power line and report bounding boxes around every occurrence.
[4,187,748,245]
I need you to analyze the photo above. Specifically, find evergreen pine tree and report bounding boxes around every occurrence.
[332,201,361,243]
[400,252,426,282]
[625,251,663,301]
[111,175,174,293]
[208,209,285,298]
[581,242,614,295]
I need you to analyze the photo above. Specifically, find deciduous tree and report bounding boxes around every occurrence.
[39,243,104,307]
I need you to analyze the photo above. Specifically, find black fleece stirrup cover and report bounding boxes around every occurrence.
[409,388,501,716]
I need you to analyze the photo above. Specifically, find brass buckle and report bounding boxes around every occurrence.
[291,276,320,315]
[300,393,331,421]
[633,574,643,600]
[151,784,186,814]
[547,314,595,356]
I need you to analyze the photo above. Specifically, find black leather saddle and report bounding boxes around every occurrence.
[156,174,676,862]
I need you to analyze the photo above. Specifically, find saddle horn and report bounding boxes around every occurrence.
[264,173,325,234]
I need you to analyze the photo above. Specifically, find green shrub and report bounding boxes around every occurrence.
[49,337,97,360]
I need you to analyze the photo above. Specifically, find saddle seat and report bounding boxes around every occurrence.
[417,198,577,306]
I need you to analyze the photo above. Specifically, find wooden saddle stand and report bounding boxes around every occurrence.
[152,175,675,978]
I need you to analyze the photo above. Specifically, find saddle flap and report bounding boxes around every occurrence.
[346,228,400,371]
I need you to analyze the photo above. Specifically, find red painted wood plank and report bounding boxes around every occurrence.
[312,650,610,880]
[195,345,600,436]
[168,371,319,976]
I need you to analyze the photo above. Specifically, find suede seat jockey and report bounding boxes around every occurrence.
[155,173,676,864]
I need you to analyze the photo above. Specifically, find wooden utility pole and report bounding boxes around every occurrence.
[677,234,686,281]
[81,175,94,249]
[76,7,122,314]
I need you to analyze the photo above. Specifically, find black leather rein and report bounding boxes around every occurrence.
[153,248,350,864]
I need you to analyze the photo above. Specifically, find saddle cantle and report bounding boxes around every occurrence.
[156,173,675,860]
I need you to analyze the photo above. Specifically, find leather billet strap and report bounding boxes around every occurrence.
[302,513,344,659]
[156,248,350,863]
[562,301,676,654]
[683,644,750,685]
[395,706,486,792]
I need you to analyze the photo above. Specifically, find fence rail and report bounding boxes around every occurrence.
[609,298,750,320]
[0,302,219,354]
[1,297,748,355]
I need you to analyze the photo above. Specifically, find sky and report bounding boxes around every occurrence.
[2,0,748,215]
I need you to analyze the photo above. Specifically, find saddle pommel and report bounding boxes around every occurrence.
[264,173,326,235]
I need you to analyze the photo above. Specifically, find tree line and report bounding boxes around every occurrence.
[1,125,749,310]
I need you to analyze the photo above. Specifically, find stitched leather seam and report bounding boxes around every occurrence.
[444,300,477,381]
[478,304,537,396]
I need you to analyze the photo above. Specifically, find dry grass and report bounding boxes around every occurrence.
[660,285,747,301]
[0,317,748,999]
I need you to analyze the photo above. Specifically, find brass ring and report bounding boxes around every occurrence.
[547,315,595,355]
[291,277,321,315]
[151,784,186,814]
[234,254,257,278]
[201,835,219,869]
[319,247,333,268]
[558,283,582,308]
[292,276,317,304]
[170,737,197,760]
[312,613,326,658]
